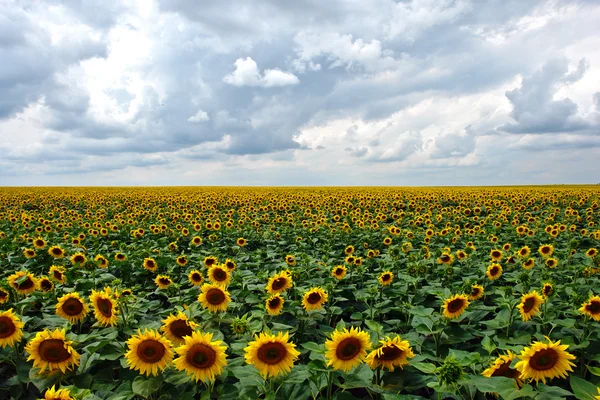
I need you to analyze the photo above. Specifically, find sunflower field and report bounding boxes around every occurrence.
[1,186,600,400]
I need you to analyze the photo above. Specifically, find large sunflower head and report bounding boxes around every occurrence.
[468,284,484,301]
[517,291,544,322]
[7,270,38,295]
[325,327,371,372]
[378,271,394,286]
[90,289,118,326]
[266,271,293,294]
[579,295,600,321]
[482,351,522,386]
[486,263,503,281]
[70,252,86,266]
[331,265,347,280]
[125,329,174,376]
[514,337,576,384]
[538,244,554,258]
[490,249,503,261]
[155,275,173,289]
[0,308,25,348]
[518,246,531,258]
[244,331,300,378]
[265,294,285,316]
[188,270,204,286]
[174,330,227,382]
[160,312,197,346]
[25,328,80,373]
[49,265,67,284]
[302,287,329,311]
[143,257,158,272]
[366,336,414,371]
[42,385,74,400]
[48,245,65,259]
[56,293,88,324]
[442,294,470,319]
[207,265,231,286]
[198,284,231,313]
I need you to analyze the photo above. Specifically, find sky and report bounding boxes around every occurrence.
[0,0,599,186]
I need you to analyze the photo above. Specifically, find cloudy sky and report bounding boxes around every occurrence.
[1,0,599,186]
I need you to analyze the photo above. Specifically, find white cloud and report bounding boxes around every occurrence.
[223,57,299,87]
[187,109,209,122]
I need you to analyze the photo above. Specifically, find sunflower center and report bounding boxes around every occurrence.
[0,317,16,338]
[471,288,481,297]
[146,260,155,268]
[586,301,600,314]
[41,280,53,291]
[169,320,193,339]
[0,291,7,299]
[206,259,215,266]
[335,269,343,275]
[97,298,113,317]
[382,274,391,281]
[268,297,281,308]
[63,298,84,316]
[272,277,287,290]
[257,342,287,365]
[522,297,536,313]
[491,361,519,378]
[530,349,558,371]
[378,345,403,361]
[226,262,234,269]
[441,255,450,262]
[206,289,225,305]
[52,248,62,255]
[187,343,217,368]
[38,339,72,363]
[137,339,166,363]
[447,299,465,313]
[17,277,34,290]
[491,267,499,275]
[192,273,202,281]
[159,278,170,285]
[336,338,362,361]
[542,247,550,254]
[213,269,227,281]
[53,271,63,280]
[74,256,84,263]
[307,292,322,304]
[492,251,501,258]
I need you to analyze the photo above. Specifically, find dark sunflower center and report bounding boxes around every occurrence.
[41,280,53,291]
[378,345,403,361]
[335,268,343,275]
[206,289,225,305]
[520,249,527,256]
[213,269,227,281]
[471,288,481,297]
[0,291,7,299]
[97,298,113,317]
[146,260,155,268]
[226,262,234,269]
[17,277,34,290]
[159,278,170,285]
[178,258,186,264]
[586,301,600,314]
[192,273,202,281]
[53,271,63,280]
[169,320,193,338]
[52,248,62,255]
[206,259,215,266]
[441,255,450,262]
[492,251,501,258]
[447,298,465,313]
[117,254,125,260]
[63,298,84,316]
[336,338,362,361]
[137,339,166,363]
[541,247,550,254]
[529,349,558,371]
[382,274,391,281]
[491,361,519,378]
[257,342,287,365]
[180,343,214,369]
[272,277,287,290]
[74,255,84,263]
[38,339,72,363]
[491,267,499,275]
[543,287,552,296]
[0,317,16,338]
[268,297,281,308]
[307,292,322,304]
[523,297,536,313]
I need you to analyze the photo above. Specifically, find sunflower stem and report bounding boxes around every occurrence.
[326,370,333,400]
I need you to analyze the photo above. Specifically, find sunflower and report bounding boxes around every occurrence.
[225,259,237,271]
[94,255,108,269]
[42,385,74,400]
[204,256,218,268]
[586,248,598,258]
[331,265,347,280]
[378,271,394,286]
[545,257,558,269]
[0,309,24,348]
[244,331,300,378]
[143,257,158,272]
[468,284,484,301]
[517,291,544,322]
[161,312,198,345]
[7,270,38,295]
[207,265,231,286]
[345,255,355,264]
[176,255,188,267]
[325,327,371,372]
[437,253,454,265]
[515,337,576,384]
[32,237,46,249]
[542,283,553,298]
[70,252,86,266]
[366,336,414,371]
[486,263,502,280]
[579,295,600,321]
[188,270,204,286]
[90,289,118,326]
[523,258,535,270]
[0,289,9,304]
[442,294,470,319]
[24,248,36,258]
[266,271,293,294]
[490,249,503,261]
[38,276,54,292]
[174,331,227,382]
[266,294,285,316]
[49,265,67,284]
[56,293,88,324]
[538,244,554,258]
[155,275,172,289]
[383,237,392,246]
[198,284,231,313]
[285,255,296,266]
[302,287,328,311]
[482,351,522,386]
[25,328,80,373]
[114,252,127,261]
[125,329,174,376]
[48,245,65,259]
[236,237,247,247]
[518,246,531,258]
[191,236,202,246]
[456,250,467,260]
[345,245,355,255]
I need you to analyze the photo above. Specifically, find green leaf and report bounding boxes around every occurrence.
[570,375,598,400]
[132,375,163,398]
[536,383,574,399]
[365,320,383,333]
[587,365,600,376]
[411,362,437,374]
[301,341,324,353]
[482,336,496,354]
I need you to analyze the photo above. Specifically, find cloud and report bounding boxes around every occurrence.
[188,110,210,122]
[223,57,299,87]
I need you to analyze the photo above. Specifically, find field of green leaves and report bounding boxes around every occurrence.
[1,187,600,400]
